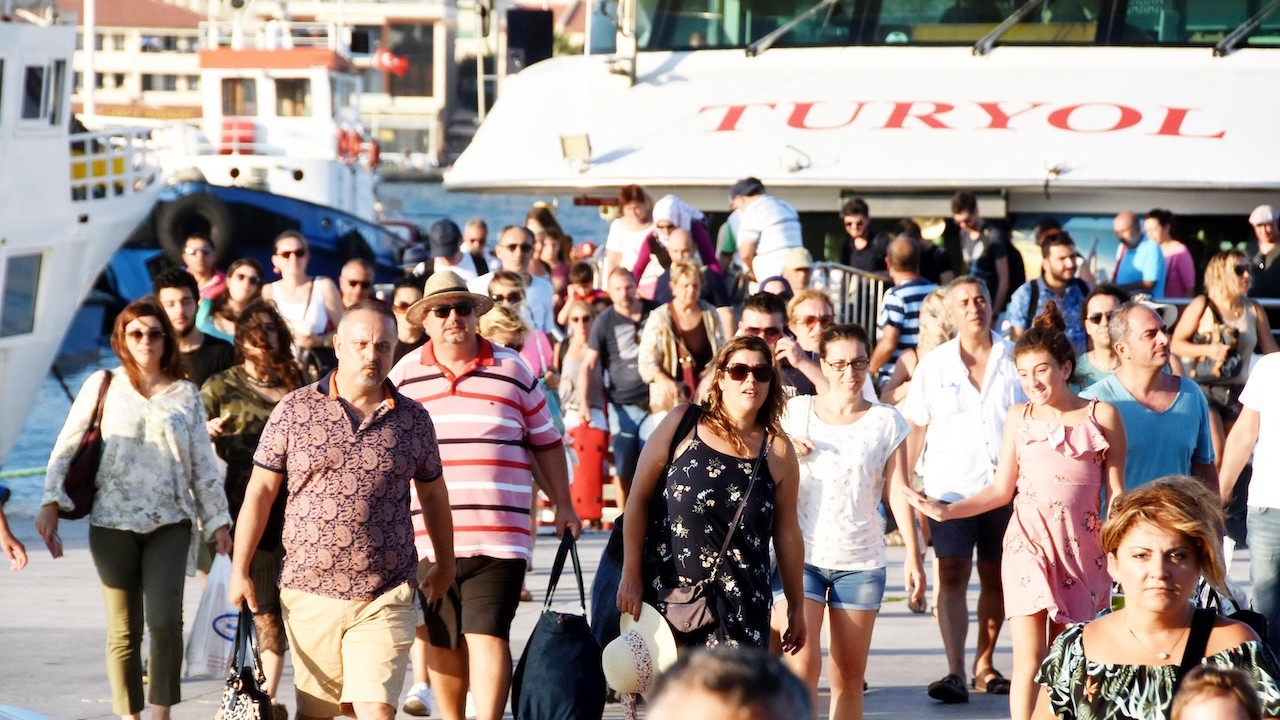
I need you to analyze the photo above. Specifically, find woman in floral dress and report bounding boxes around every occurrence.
[908,302,1127,720]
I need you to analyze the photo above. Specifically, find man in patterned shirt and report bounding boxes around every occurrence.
[228,299,456,720]
[390,271,581,720]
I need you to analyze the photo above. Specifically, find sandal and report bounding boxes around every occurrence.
[972,668,1012,695]
[927,673,969,704]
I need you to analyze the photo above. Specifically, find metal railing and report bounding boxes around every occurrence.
[199,20,349,54]
[69,127,161,203]
[811,262,888,342]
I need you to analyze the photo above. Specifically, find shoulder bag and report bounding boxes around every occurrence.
[219,603,272,720]
[655,414,769,635]
[1184,296,1244,385]
[60,370,112,520]
[511,534,606,720]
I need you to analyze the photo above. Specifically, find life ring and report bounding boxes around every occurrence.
[155,192,234,266]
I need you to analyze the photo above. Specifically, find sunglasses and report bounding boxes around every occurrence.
[824,358,870,372]
[569,315,591,323]
[430,302,475,319]
[1234,264,1251,277]
[1086,311,1117,325]
[231,272,261,284]
[392,301,414,312]
[184,246,212,256]
[126,328,165,343]
[343,279,372,289]
[277,248,307,259]
[491,291,524,304]
[797,314,834,330]
[740,326,784,340]
[502,243,534,253]
[724,363,773,383]
[843,219,866,228]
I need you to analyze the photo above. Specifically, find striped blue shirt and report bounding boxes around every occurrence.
[876,277,936,383]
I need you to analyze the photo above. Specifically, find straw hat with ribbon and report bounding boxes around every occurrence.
[404,270,494,326]
[602,603,679,719]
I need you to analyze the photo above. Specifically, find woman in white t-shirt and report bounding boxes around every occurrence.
[770,323,924,719]
[604,184,654,279]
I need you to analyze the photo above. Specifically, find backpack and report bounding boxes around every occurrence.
[1024,277,1089,329]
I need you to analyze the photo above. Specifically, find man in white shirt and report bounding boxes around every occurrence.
[729,177,802,284]
[902,276,1024,704]
[468,225,556,335]
[429,219,479,282]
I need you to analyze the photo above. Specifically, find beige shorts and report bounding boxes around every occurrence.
[280,583,416,717]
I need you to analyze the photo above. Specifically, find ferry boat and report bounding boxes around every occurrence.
[448,0,1280,286]
[0,1,164,467]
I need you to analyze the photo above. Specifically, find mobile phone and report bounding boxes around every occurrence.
[45,532,63,559]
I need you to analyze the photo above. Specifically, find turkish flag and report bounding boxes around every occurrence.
[374,48,409,77]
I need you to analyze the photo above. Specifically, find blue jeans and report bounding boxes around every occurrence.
[1248,506,1280,656]
[607,402,648,482]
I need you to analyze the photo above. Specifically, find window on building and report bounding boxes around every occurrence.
[387,23,435,98]
[0,254,43,338]
[142,74,178,92]
[275,78,311,117]
[21,65,45,120]
[222,78,257,116]
[94,33,104,51]
[112,73,125,89]
[185,75,200,91]
[94,73,105,90]
[112,33,126,51]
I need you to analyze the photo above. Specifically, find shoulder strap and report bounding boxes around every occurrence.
[666,404,704,465]
[1202,295,1224,324]
[91,370,113,428]
[706,433,770,584]
[1025,280,1040,330]
[1175,608,1218,691]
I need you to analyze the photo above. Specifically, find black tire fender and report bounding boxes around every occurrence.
[155,193,234,265]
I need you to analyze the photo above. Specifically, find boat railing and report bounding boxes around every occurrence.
[812,262,888,342]
[69,127,162,204]
[199,20,350,54]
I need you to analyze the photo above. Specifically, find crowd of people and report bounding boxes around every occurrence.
[7,177,1280,720]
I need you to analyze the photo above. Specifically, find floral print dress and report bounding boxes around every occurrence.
[643,425,775,648]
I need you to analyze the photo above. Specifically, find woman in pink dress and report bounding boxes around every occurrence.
[1146,208,1196,298]
[906,301,1127,720]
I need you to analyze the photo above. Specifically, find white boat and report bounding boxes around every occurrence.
[0,1,164,467]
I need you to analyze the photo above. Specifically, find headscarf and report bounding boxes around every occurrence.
[652,194,704,233]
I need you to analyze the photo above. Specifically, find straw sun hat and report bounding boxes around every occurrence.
[602,603,678,699]
[404,270,494,326]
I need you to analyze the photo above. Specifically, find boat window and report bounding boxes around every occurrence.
[48,60,65,126]
[21,65,45,120]
[0,60,5,126]
[222,78,257,117]
[1116,0,1280,46]
[637,0,860,50]
[0,254,42,338]
[276,78,312,117]
[876,0,1101,44]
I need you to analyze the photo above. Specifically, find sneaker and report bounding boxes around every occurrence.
[402,682,434,717]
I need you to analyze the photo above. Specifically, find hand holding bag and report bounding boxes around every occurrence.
[511,534,606,720]
[218,603,272,720]
[60,370,112,520]
[1183,297,1244,385]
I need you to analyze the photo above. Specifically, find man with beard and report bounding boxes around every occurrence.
[1006,234,1089,354]
[152,268,234,386]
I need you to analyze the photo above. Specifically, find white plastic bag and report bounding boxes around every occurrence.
[184,553,238,678]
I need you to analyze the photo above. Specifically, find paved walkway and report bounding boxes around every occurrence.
[0,511,1253,719]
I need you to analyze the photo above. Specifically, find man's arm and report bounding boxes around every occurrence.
[227,465,285,611]
[531,445,582,539]
[1219,407,1260,505]
[739,241,758,281]
[577,348,601,424]
[414,476,455,603]
[869,325,901,378]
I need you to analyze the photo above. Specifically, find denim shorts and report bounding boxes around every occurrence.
[772,563,887,611]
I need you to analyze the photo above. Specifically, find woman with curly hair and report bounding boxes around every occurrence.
[201,300,304,715]
[617,336,806,652]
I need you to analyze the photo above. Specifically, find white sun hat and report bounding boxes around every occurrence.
[602,603,679,707]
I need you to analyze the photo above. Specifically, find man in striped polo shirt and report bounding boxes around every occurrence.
[389,271,581,720]
[870,236,937,387]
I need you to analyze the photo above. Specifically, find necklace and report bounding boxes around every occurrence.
[1127,623,1190,661]
[241,368,282,388]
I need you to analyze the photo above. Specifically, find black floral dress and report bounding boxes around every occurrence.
[643,425,776,648]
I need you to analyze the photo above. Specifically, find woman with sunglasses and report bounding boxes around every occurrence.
[639,259,726,414]
[557,300,606,432]
[36,298,232,720]
[261,230,343,363]
[1171,250,1278,461]
[196,257,264,342]
[617,335,806,653]
[1071,284,1130,391]
[772,323,921,720]
[201,300,303,718]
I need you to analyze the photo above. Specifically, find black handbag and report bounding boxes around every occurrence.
[219,604,272,720]
[1184,297,1244,385]
[511,534,606,720]
[60,370,112,520]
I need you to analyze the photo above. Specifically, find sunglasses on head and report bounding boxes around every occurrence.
[741,326,784,340]
[430,302,475,319]
[724,363,773,383]
[1234,264,1251,277]
[344,279,372,289]
[126,328,165,342]
[797,314,834,329]
[491,291,524,304]
[277,248,307,259]
[1086,311,1117,325]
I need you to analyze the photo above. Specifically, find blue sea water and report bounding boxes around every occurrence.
[0,182,611,510]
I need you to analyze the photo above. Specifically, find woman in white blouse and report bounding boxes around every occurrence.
[36,298,231,720]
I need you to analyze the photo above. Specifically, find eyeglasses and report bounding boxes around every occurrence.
[1234,264,1251,277]
[343,279,372,289]
[491,291,524,304]
[125,328,165,343]
[430,302,474,319]
[231,272,261,284]
[502,243,534,253]
[184,246,212,256]
[724,363,773,382]
[824,357,870,373]
[277,248,307,259]
[1086,311,1117,325]
[797,314,834,330]
[392,301,414,313]
[569,315,591,323]
[740,326,784,340]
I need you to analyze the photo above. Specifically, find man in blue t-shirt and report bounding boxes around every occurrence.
[1081,301,1216,487]
[1111,211,1168,298]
